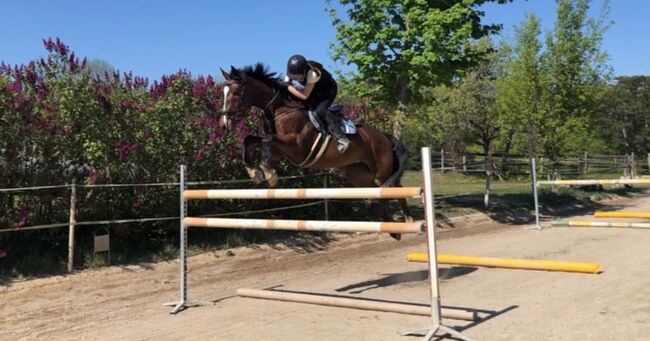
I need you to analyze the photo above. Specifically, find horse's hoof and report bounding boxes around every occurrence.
[389,233,402,241]
[260,165,278,187]
[246,167,265,184]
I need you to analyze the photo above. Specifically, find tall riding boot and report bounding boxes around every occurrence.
[324,114,350,153]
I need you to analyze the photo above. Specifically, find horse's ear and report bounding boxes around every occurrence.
[230,65,238,76]
[220,68,230,80]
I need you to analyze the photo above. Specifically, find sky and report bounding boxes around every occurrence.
[2,1,649,81]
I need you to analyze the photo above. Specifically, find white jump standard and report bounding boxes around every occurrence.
[165,147,475,341]
[530,157,650,229]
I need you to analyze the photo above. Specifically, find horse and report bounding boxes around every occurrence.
[218,63,411,238]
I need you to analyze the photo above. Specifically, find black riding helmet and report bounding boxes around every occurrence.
[287,54,308,81]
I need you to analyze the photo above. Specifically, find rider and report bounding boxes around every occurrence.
[284,54,349,153]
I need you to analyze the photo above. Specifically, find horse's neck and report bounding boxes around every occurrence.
[251,85,275,110]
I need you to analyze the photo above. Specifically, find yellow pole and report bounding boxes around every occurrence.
[594,211,650,219]
[407,253,600,274]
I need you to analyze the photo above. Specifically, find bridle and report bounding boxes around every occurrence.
[222,78,283,122]
[222,80,247,118]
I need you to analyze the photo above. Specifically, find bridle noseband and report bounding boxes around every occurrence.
[222,80,247,118]
[223,79,281,121]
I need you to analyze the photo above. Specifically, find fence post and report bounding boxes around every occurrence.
[531,158,541,230]
[323,174,329,221]
[583,152,588,175]
[440,149,444,173]
[463,155,467,173]
[67,181,77,272]
[647,153,650,175]
[631,152,636,177]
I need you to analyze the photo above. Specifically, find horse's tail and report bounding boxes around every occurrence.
[381,134,409,187]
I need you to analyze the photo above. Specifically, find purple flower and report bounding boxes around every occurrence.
[193,79,207,98]
[234,121,251,141]
[131,195,142,215]
[121,99,134,110]
[194,146,206,161]
[15,202,29,228]
[24,62,38,85]
[88,169,100,184]
[114,139,139,161]
[0,62,10,74]
[69,52,77,72]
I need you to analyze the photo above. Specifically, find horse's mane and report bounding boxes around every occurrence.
[241,63,282,90]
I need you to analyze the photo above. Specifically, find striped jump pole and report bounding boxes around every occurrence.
[166,147,475,341]
[552,220,650,229]
[184,217,423,234]
[236,288,478,321]
[184,187,422,200]
[407,253,600,274]
[538,178,650,186]
[594,211,650,219]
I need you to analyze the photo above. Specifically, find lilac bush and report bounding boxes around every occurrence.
[0,39,382,273]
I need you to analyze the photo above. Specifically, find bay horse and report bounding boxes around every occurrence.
[219,64,411,238]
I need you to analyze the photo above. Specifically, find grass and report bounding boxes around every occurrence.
[400,170,649,221]
[402,170,532,197]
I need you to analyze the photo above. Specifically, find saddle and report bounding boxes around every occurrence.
[308,105,357,135]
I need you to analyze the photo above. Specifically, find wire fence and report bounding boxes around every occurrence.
[0,170,341,272]
[427,150,649,180]
[2,151,649,273]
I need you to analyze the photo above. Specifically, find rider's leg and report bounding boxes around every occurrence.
[315,101,349,153]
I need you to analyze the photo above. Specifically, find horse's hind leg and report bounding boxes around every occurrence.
[341,163,402,240]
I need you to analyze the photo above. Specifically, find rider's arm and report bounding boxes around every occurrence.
[287,70,320,101]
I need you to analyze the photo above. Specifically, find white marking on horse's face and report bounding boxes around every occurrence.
[222,85,230,112]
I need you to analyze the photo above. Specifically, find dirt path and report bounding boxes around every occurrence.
[2,194,650,341]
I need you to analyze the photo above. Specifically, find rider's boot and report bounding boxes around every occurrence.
[324,114,350,153]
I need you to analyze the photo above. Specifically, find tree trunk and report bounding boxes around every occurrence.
[499,128,515,172]
[393,75,409,139]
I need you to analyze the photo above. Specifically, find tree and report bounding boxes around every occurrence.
[497,14,548,159]
[543,0,612,158]
[600,76,650,154]
[430,39,502,207]
[84,59,116,78]
[326,0,514,136]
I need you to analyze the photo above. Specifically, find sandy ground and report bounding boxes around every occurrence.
[2,194,650,341]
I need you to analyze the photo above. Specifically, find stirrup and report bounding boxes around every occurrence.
[336,137,350,153]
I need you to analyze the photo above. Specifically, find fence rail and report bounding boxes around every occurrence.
[1,172,332,272]
[3,151,649,272]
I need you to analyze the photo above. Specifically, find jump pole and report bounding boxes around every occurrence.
[184,187,422,200]
[165,148,476,340]
[184,217,423,234]
[594,211,650,219]
[538,179,650,186]
[406,253,600,274]
[552,220,650,229]
[236,288,477,321]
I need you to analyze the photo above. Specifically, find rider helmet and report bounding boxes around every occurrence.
[286,54,308,81]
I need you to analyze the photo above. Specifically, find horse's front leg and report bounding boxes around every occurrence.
[243,135,265,184]
[259,134,279,187]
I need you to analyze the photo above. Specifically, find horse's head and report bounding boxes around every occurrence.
[219,66,252,129]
